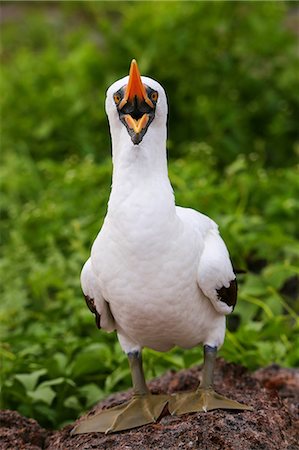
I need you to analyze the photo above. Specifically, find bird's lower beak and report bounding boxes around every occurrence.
[123,113,149,135]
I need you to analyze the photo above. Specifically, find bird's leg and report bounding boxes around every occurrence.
[200,344,216,389]
[168,345,252,416]
[128,350,149,395]
[71,351,169,435]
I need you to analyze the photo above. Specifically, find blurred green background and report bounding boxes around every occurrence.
[1,1,298,429]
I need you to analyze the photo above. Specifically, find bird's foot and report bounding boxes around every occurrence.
[71,393,170,434]
[168,387,252,416]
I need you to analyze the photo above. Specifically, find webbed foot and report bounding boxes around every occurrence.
[71,393,170,434]
[168,387,252,415]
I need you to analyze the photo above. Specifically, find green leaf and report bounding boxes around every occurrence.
[14,369,47,391]
[262,263,297,290]
[71,343,112,378]
[80,383,105,408]
[39,377,65,388]
[105,367,131,392]
[28,385,56,405]
[63,395,81,411]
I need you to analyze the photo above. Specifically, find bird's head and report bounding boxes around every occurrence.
[105,60,167,147]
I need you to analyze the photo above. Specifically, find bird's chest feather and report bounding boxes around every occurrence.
[91,200,202,311]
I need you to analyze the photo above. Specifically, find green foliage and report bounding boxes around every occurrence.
[1,1,298,430]
[2,2,299,166]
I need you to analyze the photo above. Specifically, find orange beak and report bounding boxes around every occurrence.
[119,59,153,110]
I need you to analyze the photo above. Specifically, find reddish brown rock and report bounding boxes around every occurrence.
[1,361,298,450]
[0,409,49,450]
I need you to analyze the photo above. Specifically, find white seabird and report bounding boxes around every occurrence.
[73,60,251,435]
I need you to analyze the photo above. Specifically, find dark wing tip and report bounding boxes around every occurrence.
[216,279,237,310]
[84,294,101,329]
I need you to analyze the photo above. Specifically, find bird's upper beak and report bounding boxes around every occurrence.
[119,60,153,110]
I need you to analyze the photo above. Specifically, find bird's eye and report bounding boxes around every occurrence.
[114,94,121,105]
[151,91,158,102]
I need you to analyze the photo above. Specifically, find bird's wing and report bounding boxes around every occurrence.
[81,258,116,332]
[176,206,237,315]
[196,224,237,315]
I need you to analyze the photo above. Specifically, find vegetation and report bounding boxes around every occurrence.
[1,1,298,429]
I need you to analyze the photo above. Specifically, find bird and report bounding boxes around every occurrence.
[72,59,252,435]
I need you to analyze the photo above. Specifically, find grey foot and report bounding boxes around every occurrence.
[168,387,253,415]
[71,393,170,434]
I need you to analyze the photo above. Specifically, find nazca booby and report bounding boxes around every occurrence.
[73,60,251,435]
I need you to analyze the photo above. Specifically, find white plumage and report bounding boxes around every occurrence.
[72,61,251,435]
[81,74,235,355]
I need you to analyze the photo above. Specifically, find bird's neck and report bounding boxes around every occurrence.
[107,128,175,221]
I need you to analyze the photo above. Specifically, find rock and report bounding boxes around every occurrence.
[1,361,298,450]
[0,409,49,450]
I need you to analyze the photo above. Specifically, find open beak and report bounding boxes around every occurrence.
[116,59,157,145]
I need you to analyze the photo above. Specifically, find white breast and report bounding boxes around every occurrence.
[90,185,225,352]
